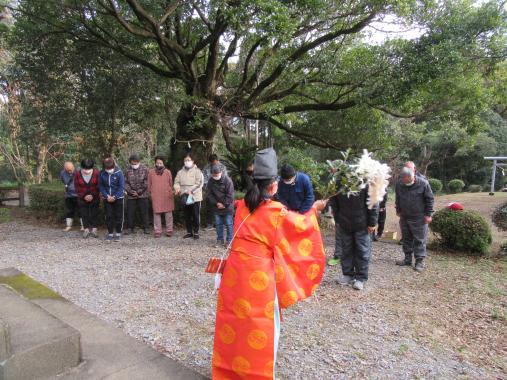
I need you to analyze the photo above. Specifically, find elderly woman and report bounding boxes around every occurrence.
[147,156,175,238]
[174,153,203,240]
[59,161,83,232]
[212,148,326,379]
[99,157,125,242]
[74,159,100,238]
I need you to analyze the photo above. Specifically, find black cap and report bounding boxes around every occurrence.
[281,164,296,180]
[103,157,115,169]
[253,148,278,180]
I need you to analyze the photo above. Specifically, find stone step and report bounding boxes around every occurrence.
[0,285,81,380]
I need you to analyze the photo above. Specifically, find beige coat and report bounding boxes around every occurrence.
[174,165,204,202]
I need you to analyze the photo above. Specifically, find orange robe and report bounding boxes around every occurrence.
[212,199,325,379]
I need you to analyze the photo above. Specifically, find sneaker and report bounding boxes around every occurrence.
[193,234,200,240]
[183,233,193,239]
[82,229,90,239]
[113,234,121,242]
[327,258,340,266]
[352,280,364,290]
[91,229,99,238]
[396,258,412,266]
[337,275,354,286]
[214,240,225,248]
[414,260,425,273]
[105,234,114,243]
[143,228,151,235]
[154,232,162,238]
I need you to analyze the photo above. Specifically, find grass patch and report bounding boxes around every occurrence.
[0,208,11,223]
[0,274,62,300]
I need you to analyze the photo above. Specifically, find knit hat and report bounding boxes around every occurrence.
[129,154,140,163]
[280,164,296,180]
[253,148,278,180]
[211,165,222,174]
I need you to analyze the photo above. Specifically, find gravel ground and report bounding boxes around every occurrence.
[0,219,504,380]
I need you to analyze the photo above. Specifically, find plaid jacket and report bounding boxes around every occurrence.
[125,164,149,199]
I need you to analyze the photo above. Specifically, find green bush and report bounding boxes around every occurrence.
[430,209,492,255]
[428,178,443,193]
[468,184,483,193]
[0,208,11,223]
[235,191,245,200]
[448,179,466,194]
[492,201,507,231]
[29,182,66,220]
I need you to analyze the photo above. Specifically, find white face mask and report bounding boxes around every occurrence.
[212,174,222,181]
[82,169,93,176]
[106,168,114,174]
[132,164,140,170]
[184,161,193,169]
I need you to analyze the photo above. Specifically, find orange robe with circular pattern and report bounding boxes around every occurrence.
[212,199,325,379]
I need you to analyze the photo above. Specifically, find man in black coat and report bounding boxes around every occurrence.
[329,186,379,290]
[207,165,235,247]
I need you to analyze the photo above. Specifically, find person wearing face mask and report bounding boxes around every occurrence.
[395,164,434,272]
[206,165,234,247]
[60,161,84,232]
[174,153,204,239]
[147,156,175,238]
[276,164,315,214]
[212,148,327,380]
[74,159,100,238]
[202,154,228,231]
[99,157,125,242]
[124,154,150,235]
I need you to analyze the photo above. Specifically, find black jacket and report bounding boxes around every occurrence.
[395,177,434,219]
[330,187,379,233]
[206,175,235,215]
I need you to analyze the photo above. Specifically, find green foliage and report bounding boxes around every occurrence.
[430,209,492,255]
[492,201,507,231]
[222,140,257,191]
[28,182,66,219]
[468,184,483,193]
[0,208,11,223]
[282,147,329,197]
[428,178,443,193]
[448,179,466,193]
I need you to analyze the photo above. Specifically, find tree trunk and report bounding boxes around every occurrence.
[169,105,217,176]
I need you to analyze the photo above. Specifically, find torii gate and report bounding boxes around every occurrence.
[485,157,507,195]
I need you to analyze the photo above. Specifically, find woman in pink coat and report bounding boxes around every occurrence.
[148,156,175,238]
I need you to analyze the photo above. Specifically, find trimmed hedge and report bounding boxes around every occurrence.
[430,209,492,255]
[29,182,67,220]
[448,179,465,194]
[428,178,443,193]
[468,184,483,193]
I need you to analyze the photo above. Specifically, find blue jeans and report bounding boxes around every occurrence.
[215,213,233,244]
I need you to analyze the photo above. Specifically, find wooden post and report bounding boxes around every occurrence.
[18,184,26,207]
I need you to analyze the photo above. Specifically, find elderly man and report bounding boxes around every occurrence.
[124,154,150,235]
[202,154,228,230]
[276,164,315,214]
[395,164,434,272]
[60,161,83,232]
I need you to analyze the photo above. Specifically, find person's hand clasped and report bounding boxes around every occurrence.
[368,226,376,234]
[313,199,327,211]
[107,195,115,203]
[424,216,432,224]
[217,202,225,209]
[84,194,93,202]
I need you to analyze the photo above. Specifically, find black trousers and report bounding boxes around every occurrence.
[78,200,99,229]
[127,198,149,230]
[184,201,201,234]
[104,198,124,234]
[341,228,372,282]
[64,197,80,219]
[377,210,387,236]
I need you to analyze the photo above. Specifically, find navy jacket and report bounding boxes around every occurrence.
[60,169,77,198]
[276,172,315,214]
[99,167,125,200]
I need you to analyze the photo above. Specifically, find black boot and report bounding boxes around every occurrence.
[396,256,412,266]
